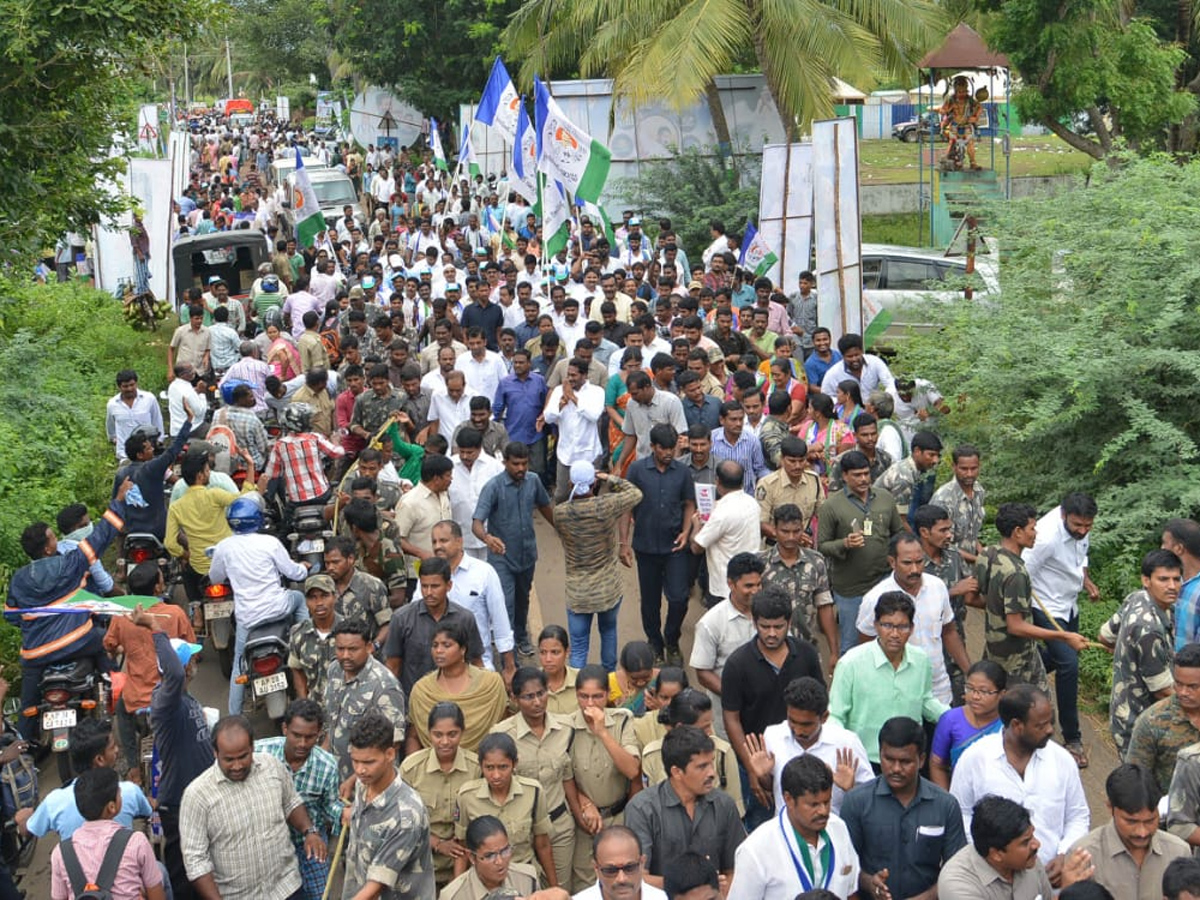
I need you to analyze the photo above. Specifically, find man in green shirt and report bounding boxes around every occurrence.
[828,591,948,764]
[817,450,904,654]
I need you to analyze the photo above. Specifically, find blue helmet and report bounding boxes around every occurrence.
[226,495,264,534]
[220,379,251,405]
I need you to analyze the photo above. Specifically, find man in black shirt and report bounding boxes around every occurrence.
[721,584,823,830]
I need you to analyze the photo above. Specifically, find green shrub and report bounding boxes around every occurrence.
[0,277,166,691]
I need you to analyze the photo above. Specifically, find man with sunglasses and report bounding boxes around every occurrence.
[572,825,667,900]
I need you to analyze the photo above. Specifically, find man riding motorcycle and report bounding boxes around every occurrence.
[207,495,310,715]
[258,402,344,509]
[6,479,134,739]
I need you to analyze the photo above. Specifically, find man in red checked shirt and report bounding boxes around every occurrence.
[259,403,345,506]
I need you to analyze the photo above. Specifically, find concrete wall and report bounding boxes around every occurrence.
[861,174,1079,215]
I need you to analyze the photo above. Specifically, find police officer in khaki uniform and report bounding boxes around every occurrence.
[399,700,478,889]
[439,815,540,900]
[565,665,642,892]
[453,733,557,885]
[492,668,580,886]
[756,436,823,543]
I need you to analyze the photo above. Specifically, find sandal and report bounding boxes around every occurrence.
[1065,741,1088,769]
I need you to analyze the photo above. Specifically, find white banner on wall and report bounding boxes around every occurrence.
[93,158,173,302]
[812,117,863,341]
[757,143,813,292]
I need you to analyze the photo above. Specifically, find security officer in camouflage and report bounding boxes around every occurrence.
[325,619,408,780]
[876,430,943,528]
[1126,643,1200,795]
[350,366,407,445]
[916,504,979,705]
[343,712,435,900]
[930,444,986,564]
[289,574,343,707]
[1098,549,1181,755]
[979,503,1088,692]
[323,535,393,650]
[759,503,836,656]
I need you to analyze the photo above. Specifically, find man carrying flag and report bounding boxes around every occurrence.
[740,224,780,279]
[291,148,328,249]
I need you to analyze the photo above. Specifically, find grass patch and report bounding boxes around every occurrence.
[859,134,1093,185]
[861,213,924,247]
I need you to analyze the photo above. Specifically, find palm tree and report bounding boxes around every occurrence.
[503,0,945,140]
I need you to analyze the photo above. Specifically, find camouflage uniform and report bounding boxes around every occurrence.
[759,545,833,648]
[355,535,408,603]
[343,776,436,900]
[758,416,792,469]
[325,656,408,780]
[827,447,893,492]
[978,546,1049,692]
[1125,694,1200,795]
[351,389,407,440]
[288,614,343,707]
[335,570,393,641]
[875,456,937,519]
[1100,589,1175,756]
[1167,744,1200,844]
[925,547,968,705]
[930,478,987,556]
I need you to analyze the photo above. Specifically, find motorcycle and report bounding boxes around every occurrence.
[287,502,332,582]
[202,579,236,679]
[235,616,292,720]
[22,658,106,781]
[117,532,168,584]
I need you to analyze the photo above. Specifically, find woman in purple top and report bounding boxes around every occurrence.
[930,659,1007,789]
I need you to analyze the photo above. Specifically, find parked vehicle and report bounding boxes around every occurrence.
[22,657,106,781]
[892,111,944,143]
[172,231,269,312]
[279,169,362,237]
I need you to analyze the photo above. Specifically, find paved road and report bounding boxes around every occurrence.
[13,519,1118,893]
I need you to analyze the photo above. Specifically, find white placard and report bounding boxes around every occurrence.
[756,143,813,291]
[812,118,863,341]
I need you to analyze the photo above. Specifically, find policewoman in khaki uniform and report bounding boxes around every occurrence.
[538,625,579,716]
[400,700,478,889]
[566,664,642,892]
[438,815,540,900]
[453,733,558,887]
[491,667,582,886]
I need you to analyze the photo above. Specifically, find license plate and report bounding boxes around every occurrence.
[253,672,288,696]
[295,538,324,554]
[43,709,77,730]
[205,600,233,620]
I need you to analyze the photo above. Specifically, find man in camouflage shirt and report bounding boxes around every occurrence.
[916,503,980,705]
[931,443,986,564]
[1166,743,1200,846]
[343,499,409,608]
[827,413,893,491]
[324,536,393,649]
[1126,643,1200,794]
[290,574,343,707]
[979,503,1088,692]
[325,620,408,780]
[760,503,838,661]
[342,712,435,900]
[1098,549,1181,755]
[875,430,942,529]
[350,366,407,445]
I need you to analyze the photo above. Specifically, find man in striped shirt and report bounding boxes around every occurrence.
[710,400,768,494]
[259,403,345,505]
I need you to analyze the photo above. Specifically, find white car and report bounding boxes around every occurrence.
[861,242,999,347]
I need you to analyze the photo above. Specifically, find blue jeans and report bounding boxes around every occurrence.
[229,590,308,715]
[739,762,773,831]
[567,603,621,672]
[1032,608,1081,743]
[493,558,535,645]
[833,591,863,654]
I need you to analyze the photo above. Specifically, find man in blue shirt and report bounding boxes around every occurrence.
[473,442,555,657]
[1165,518,1200,649]
[17,717,152,840]
[804,327,843,392]
[493,349,549,483]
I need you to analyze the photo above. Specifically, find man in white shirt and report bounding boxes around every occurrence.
[167,363,208,437]
[748,676,873,814]
[456,329,508,402]
[543,358,605,503]
[1022,493,1098,766]
[428,371,476,437]
[424,519,514,683]
[447,428,504,559]
[691,461,762,605]
[556,297,589,351]
[951,684,1090,875]
[106,369,163,461]
[573,825,668,900]
[307,258,338,306]
[208,501,309,716]
[690,552,764,739]
[820,333,895,397]
[729,754,861,899]
[856,533,970,706]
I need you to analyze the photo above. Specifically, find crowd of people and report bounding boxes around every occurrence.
[12,123,1200,900]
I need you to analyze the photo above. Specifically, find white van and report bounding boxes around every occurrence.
[280,169,363,236]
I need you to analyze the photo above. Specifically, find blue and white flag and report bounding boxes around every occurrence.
[475,56,521,145]
[739,224,779,278]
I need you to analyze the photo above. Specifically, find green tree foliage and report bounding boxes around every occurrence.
[336,0,520,123]
[983,0,1195,158]
[0,0,215,251]
[614,147,761,255]
[503,0,944,138]
[896,156,1200,565]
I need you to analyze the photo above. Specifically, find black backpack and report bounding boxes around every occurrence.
[59,828,133,900]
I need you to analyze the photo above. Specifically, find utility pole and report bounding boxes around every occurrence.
[183,43,191,104]
[225,37,234,98]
